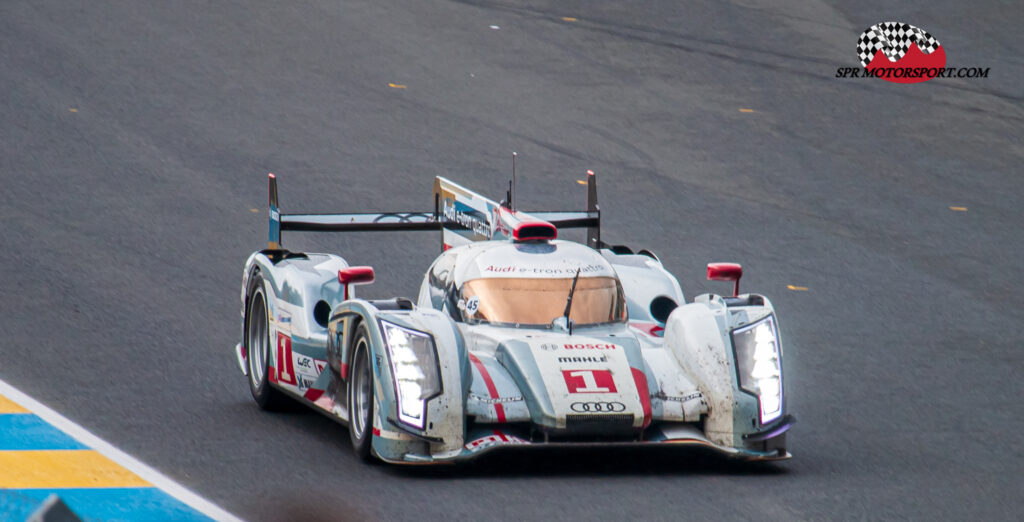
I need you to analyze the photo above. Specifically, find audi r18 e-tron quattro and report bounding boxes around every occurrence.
[234,171,794,464]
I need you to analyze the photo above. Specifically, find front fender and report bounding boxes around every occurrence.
[664,294,784,448]
[328,301,470,461]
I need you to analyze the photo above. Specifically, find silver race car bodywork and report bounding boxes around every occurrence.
[235,173,794,464]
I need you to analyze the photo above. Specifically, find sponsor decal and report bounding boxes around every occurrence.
[656,391,704,403]
[275,333,297,385]
[482,264,611,277]
[370,212,433,224]
[277,310,292,327]
[294,354,314,372]
[464,295,480,316]
[292,353,323,392]
[484,265,515,273]
[557,355,608,364]
[563,343,617,350]
[680,391,703,403]
[570,401,626,413]
[274,302,295,335]
[562,369,617,394]
[836,22,990,83]
[465,431,529,452]
[442,198,491,238]
[469,393,524,404]
[528,264,607,276]
[297,375,316,392]
[539,343,558,351]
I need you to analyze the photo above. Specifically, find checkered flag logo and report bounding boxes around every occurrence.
[857,22,941,67]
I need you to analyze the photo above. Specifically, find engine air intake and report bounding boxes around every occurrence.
[513,222,557,241]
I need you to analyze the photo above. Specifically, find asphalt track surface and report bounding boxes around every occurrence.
[2,0,1022,520]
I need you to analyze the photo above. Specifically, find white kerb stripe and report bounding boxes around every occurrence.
[0,377,243,522]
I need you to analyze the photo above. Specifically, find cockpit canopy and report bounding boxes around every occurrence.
[459,276,626,327]
[422,240,628,328]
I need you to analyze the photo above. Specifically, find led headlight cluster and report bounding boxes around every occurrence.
[380,321,442,429]
[731,315,783,425]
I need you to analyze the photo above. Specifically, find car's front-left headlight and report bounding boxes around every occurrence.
[380,320,442,430]
[731,315,783,425]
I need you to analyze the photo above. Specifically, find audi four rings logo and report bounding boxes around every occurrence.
[540,343,558,351]
[570,401,626,413]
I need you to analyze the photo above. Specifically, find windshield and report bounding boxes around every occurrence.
[459,276,627,327]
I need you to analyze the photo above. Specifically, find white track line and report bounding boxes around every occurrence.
[0,377,242,522]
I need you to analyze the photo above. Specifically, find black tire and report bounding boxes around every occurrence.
[347,324,376,460]
[245,271,290,410]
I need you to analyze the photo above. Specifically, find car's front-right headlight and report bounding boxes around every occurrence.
[380,320,442,430]
[731,315,783,425]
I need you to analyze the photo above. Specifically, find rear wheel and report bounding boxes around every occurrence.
[348,325,375,460]
[245,272,290,410]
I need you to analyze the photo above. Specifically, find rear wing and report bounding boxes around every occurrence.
[266,171,601,250]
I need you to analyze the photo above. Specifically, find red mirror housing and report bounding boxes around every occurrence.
[339,266,375,300]
[707,262,743,296]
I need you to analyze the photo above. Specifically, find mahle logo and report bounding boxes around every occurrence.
[836,22,989,82]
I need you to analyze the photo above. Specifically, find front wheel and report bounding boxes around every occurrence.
[245,272,290,410]
[348,324,375,460]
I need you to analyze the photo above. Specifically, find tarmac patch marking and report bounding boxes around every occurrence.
[739,108,755,113]
[786,285,808,291]
[562,17,578,22]
[576,179,587,185]
[0,414,89,450]
[0,395,28,413]
[949,206,968,211]
[388,83,407,89]
[68,108,78,113]
[0,379,240,521]
[0,450,150,488]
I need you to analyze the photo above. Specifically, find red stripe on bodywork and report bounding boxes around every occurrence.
[304,388,324,401]
[630,322,664,337]
[372,427,381,436]
[313,395,335,411]
[631,367,652,428]
[340,363,349,380]
[469,353,506,423]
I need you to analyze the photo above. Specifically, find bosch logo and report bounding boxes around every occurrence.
[564,343,617,350]
[570,401,626,413]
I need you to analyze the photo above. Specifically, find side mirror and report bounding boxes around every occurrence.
[706,262,742,297]
[339,266,375,300]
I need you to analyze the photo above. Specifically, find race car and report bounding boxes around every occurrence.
[235,171,794,464]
